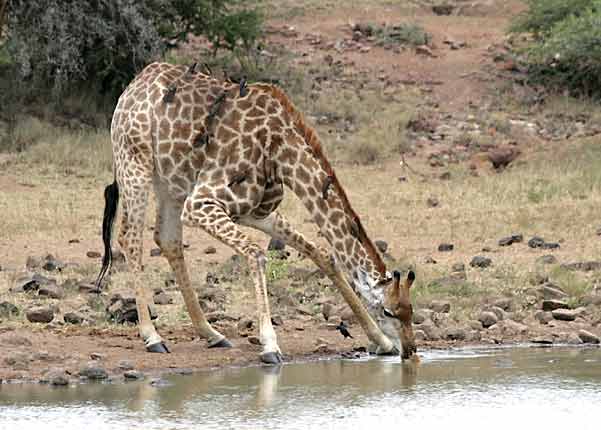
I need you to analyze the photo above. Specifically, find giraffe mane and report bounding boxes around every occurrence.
[258,84,387,278]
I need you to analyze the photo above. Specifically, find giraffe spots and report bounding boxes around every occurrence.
[255,93,268,109]
[216,125,236,144]
[224,108,242,130]
[243,118,263,133]
[180,92,192,105]
[181,105,192,119]
[293,182,306,198]
[296,165,311,184]
[171,121,192,140]
[306,186,317,198]
[314,212,325,227]
[211,170,224,183]
[237,98,252,111]
[159,156,175,175]
[315,196,328,214]
[279,147,298,165]
[330,210,344,226]
[267,116,284,133]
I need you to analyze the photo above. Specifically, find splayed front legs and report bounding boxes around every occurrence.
[181,197,283,364]
[239,212,396,355]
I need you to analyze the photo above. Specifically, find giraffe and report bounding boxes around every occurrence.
[95,62,417,363]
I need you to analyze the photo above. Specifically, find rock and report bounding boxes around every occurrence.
[267,238,286,251]
[426,197,439,208]
[432,312,451,328]
[153,292,173,305]
[498,234,523,247]
[90,352,104,360]
[420,320,442,341]
[490,306,506,321]
[63,312,84,324]
[541,284,568,300]
[537,255,558,265]
[247,335,261,345]
[204,246,217,254]
[150,248,162,257]
[107,293,157,323]
[415,45,436,57]
[567,332,583,345]
[340,308,357,325]
[541,242,560,250]
[551,309,577,321]
[0,301,19,318]
[528,236,545,249]
[445,327,466,341]
[493,298,513,312]
[206,311,238,323]
[468,320,483,330]
[374,240,388,253]
[237,318,254,332]
[560,261,601,272]
[413,309,432,324]
[531,336,553,345]
[124,370,144,380]
[314,343,331,353]
[80,363,108,380]
[26,255,43,270]
[14,273,56,293]
[542,299,569,312]
[488,147,520,170]
[438,243,454,252]
[271,314,283,326]
[38,284,65,300]
[478,311,498,328]
[42,255,65,272]
[470,256,492,268]
[26,306,54,323]
[86,251,102,258]
[534,310,553,324]
[432,4,454,15]
[118,360,135,370]
[47,369,69,386]
[466,330,482,342]
[429,300,451,313]
[578,330,600,344]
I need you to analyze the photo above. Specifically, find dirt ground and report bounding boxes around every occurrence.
[2,0,601,384]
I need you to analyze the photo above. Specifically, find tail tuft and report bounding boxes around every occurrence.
[95,180,119,289]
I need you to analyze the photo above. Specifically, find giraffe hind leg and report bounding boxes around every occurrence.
[153,180,230,348]
[181,196,283,364]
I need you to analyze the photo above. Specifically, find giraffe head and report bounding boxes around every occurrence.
[382,270,416,359]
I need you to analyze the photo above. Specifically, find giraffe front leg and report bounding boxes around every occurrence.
[181,197,283,364]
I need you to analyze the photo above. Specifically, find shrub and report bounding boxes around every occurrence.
[511,0,601,97]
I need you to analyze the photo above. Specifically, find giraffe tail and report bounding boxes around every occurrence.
[94,180,120,289]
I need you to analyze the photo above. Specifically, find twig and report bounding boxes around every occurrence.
[399,153,428,179]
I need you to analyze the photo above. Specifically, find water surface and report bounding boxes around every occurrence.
[1,346,600,430]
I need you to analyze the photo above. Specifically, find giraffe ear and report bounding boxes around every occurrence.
[404,271,416,289]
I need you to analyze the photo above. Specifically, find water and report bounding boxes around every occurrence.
[1,346,600,430]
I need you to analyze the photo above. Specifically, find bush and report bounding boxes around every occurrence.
[3,0,263,102]
[511,0,601,97]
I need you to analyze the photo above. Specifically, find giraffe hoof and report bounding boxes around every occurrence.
[260,351,283,365]
[208,337,232,348]
[146,341,170,353]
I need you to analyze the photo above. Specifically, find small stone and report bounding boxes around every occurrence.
[153,292,173,305]
[416,45,436,57]
[445,327,466,341]
[498,234,523,247]
[541,284,568,300]
[0,301,19,318]
[424,256,437,264]
[542,299,569,312]
[567,332,583,345]
[478,311,498,328]
[63,312,84,324]
[247,335,261,345]
[86,251,102,259]
[267,238,286,251]
[537,255,558,265]
[124,370,144,380]
[426,197,439,208]
[439,171,451,180]
[38,284,65,300]
[493,298,513,312]
[541,242,560,250]
[48,369,69,386]
[432,4,454,15]
[42,255,64,272]
[470,256,492,268]
[528,236,545,249]
[237,317,254,332]
[413,309,432,324]
[438,243,454,252]
[271,315,283,326]
[468,320,483,330]
[150,248,162,257]
[26,306,54,323]
[551,309,577,321]
[578,330,600,344]
[429,300,450,313]
[80,363,108,380]
[118,360,135,370]
[420,320,442,341]
[204,246,217,254]
[90,352,104,360]
[14,273,56,293]
[531,336,553,345]
[374,240,388,253]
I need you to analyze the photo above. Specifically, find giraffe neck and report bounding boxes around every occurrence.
[267,87,387,297]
